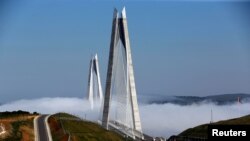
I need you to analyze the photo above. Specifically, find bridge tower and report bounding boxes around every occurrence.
[87,54,103,109]
[102,7,143,139]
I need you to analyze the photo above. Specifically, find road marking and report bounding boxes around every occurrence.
[34,116,40,141]
[45,115,53,141]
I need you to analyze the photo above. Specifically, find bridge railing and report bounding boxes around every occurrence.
[108,120,144,140]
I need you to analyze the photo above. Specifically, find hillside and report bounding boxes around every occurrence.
[48,113,131,141]
[178,114,250,139]
[0,111,37,141]
[146,93,250,105]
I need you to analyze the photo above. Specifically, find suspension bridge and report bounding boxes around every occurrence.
[87,7,144,140]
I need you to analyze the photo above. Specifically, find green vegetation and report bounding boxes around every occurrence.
[1,119,34,141]
[179,114,250,138]
[0,111,36,141]
[49,113,132,141]
[0,110,38,119]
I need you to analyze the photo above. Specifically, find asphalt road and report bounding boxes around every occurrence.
[37,115,50,141]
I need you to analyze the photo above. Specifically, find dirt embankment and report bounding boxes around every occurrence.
[48,117,69,141]
[0,115,36,141]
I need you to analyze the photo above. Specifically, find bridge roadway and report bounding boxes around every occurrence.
[35,115,153,141]
[36,115,51,141]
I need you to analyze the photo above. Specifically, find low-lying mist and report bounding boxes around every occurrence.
[0,97,249,138]
[140,102,250,138]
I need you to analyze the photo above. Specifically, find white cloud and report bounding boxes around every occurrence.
[0,97,102,121]
[140,102,250,138]
[0,97,249,138]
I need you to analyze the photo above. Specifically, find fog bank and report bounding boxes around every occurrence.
[1,97,249,138]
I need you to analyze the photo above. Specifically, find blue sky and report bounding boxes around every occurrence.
[0,0,250,103]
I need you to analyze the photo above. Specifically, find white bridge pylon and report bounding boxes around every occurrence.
[102,7,144,140]
[87,54,103,109]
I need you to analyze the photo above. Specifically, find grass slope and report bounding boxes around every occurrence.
[179,114,250,138]
[0,111,37,141]
[48,113,130,141]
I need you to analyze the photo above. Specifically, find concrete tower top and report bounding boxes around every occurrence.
[121,7,126,18]
[113,7,126,19]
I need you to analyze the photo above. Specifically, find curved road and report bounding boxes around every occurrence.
[35,115,52,141]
